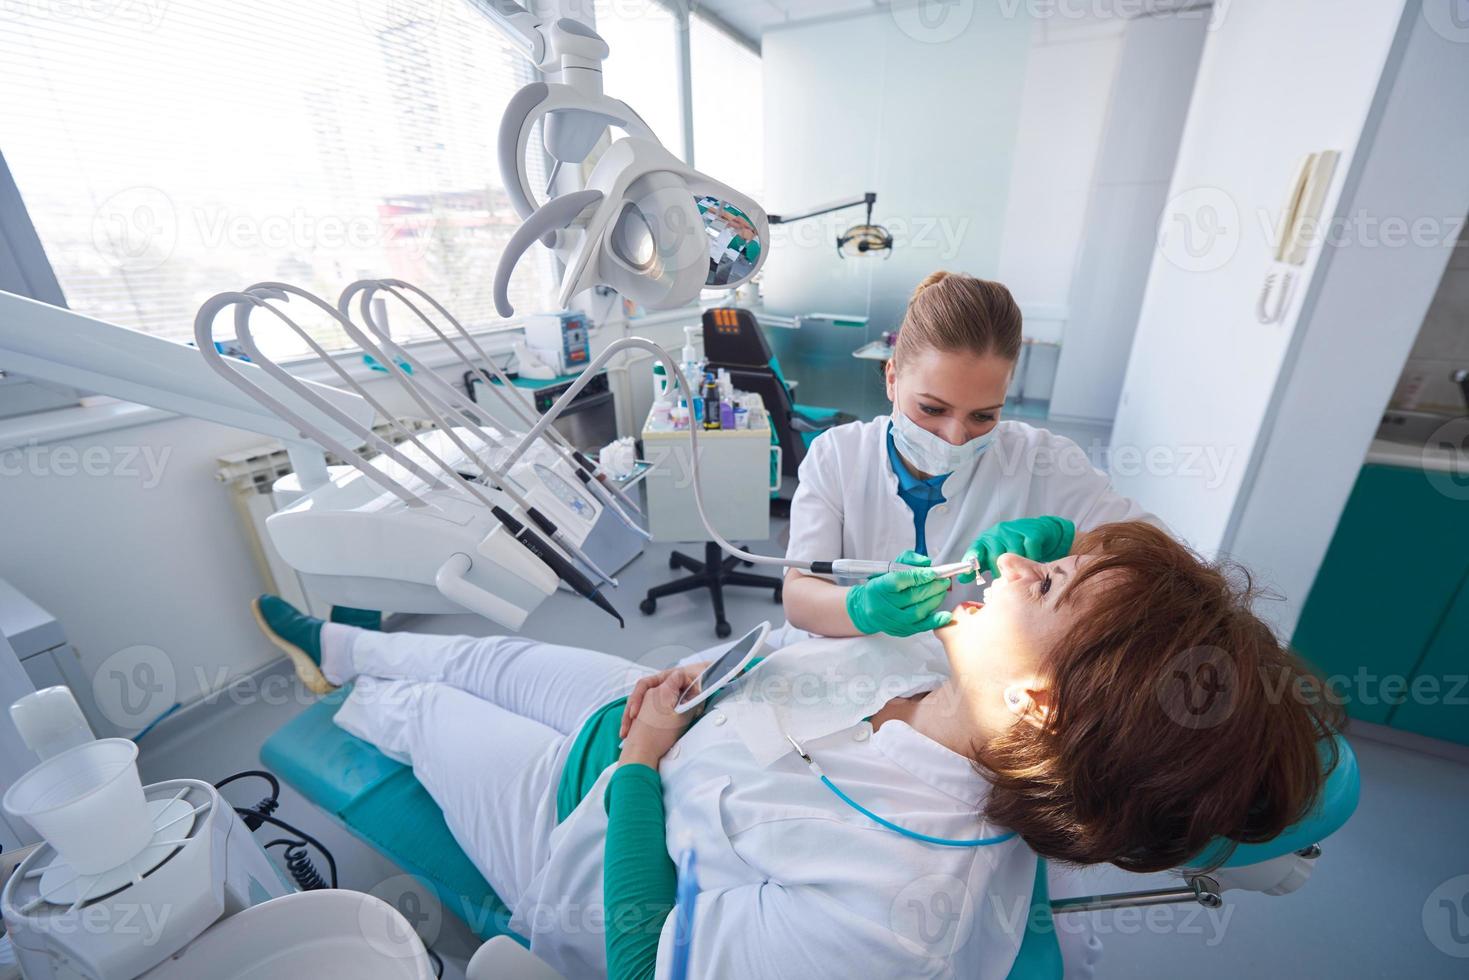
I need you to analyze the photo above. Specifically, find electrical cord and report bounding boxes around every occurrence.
[214,769,338,890]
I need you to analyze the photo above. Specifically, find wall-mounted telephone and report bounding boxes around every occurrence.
[1257,150,1339,324]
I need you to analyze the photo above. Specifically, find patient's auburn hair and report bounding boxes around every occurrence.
[978,521,1341,874]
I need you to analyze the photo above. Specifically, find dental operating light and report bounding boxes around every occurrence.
[769,192,893,259]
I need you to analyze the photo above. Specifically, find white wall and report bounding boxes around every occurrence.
[1227,1,1469,635]
[1046,10,1208,421]
[1109,0,1409,549]
[758,6,1033,416]
[0,414,281,720]
[995,17,1127,345]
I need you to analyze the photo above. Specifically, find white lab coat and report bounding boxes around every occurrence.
[509,635,1038,980]
[775,417,1156,647]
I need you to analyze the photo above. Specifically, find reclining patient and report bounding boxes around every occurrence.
[255,521,1339,980]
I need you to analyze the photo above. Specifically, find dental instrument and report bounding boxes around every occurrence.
[502,336,981,584]
[193,288,622,630]
[340,278,648,533]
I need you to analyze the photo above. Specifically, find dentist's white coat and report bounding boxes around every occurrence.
[776,417,1156,647]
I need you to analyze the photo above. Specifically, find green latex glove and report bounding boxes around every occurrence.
[845,550,953,637]
[959,517,1076,583]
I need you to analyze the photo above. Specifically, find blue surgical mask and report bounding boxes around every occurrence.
[890,405,995,475]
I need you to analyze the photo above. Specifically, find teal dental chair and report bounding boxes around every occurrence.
[702,306,852,481]
[261,699,1359,977]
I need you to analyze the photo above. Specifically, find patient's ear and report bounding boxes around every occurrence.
[1003,683,1053,731]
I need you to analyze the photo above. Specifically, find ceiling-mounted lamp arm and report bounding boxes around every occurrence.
[462,0,608,79]
[768,192,877,225]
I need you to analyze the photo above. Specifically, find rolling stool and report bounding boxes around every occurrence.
[640,541,782,637]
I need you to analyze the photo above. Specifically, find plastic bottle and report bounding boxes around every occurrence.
[652,361,669,402]
[703,373,722,430]
[680,325,703,400]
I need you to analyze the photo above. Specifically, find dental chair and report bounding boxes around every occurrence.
[702,306,853,479]
[261,705,1358,978]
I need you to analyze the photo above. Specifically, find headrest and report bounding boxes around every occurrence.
[1186,731,1360,870]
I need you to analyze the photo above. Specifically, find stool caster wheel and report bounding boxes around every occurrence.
[640,598,656,615]
[773,584,783,603]
[668,553,680,570]
[741,559,755,567]
[715,620,732,638]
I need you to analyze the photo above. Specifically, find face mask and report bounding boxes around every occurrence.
[890,404,995,475]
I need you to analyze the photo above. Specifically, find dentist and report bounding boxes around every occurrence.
[781,270,1157,642]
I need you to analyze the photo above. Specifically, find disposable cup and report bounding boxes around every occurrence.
[2,738,152,874]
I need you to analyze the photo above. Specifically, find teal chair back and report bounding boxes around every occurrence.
[1005,732,1359,979]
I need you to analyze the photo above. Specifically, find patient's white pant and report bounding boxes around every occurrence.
[327,628,653,910]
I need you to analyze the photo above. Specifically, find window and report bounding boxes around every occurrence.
[596,0,685,156]
[690,13,764,204]
[0,1,557,355]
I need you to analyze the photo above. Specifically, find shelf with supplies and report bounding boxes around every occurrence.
[640,394,776,543]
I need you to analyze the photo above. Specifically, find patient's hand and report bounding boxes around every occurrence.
[620,676,694,770]
[620,661,709,739]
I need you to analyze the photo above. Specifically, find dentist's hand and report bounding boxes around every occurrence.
[959,517,1075,583]
[619,675,694,770]
[620,661,709,738]
[845,550,953,637]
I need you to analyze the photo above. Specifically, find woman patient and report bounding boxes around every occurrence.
[254,521,1339,980]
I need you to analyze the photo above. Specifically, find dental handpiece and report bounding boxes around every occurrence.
[810,557,980,580]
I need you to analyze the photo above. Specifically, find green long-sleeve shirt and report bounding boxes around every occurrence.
[555,696,676,980]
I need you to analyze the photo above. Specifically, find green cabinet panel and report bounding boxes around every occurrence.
[1388,574,1469,745]
[1292,464,1469,725]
